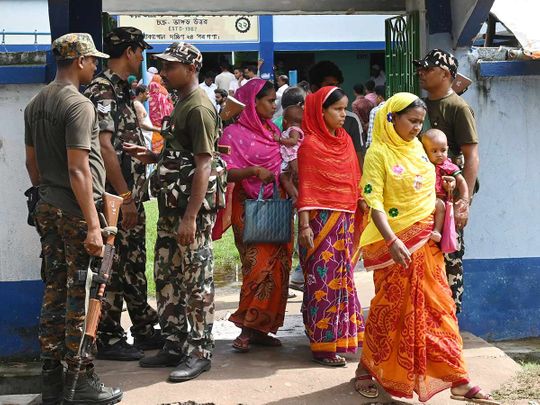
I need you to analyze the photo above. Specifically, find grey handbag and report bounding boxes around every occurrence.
[243,182,293,244]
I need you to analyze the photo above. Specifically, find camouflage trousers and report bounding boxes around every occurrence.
[34,201,93,366]
[444,228,465,313]
[98,205,158,344]
[154,212,216,359]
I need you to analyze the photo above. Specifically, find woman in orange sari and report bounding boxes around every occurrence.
[219,79,293,352]
[354,92,498,404]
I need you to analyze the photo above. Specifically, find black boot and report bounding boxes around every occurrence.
[41,360,64,405]
[64,366,122,405]
[133,328,165,351]
[97,337,144,361]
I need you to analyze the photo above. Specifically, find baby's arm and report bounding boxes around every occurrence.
[279,129,300,147]
[280,172,298,203]
[454,173,469,203]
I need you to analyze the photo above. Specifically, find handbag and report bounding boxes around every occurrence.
[440,197,458,254]
[243,182,293,244]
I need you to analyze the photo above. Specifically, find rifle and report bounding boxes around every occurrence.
[65,192,123,401]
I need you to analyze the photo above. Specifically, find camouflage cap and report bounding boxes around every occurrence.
[155,42,203,70]
[413,49,458,78]
[104,27,153,50]
[52,33,109,60]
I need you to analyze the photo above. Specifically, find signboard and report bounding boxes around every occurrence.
[117,15,259,43]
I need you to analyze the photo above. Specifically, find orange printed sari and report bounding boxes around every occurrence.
[361,216,469,402]
[228,186,293,333]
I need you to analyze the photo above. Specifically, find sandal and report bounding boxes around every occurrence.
[312,355,346,367]
[450,385,500,405]
[250,333,282,347]
[289,281,304,292]
[354,374,379,399]
[232,336,250,353]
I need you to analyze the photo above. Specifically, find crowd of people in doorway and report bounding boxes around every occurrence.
[24,25,490,405]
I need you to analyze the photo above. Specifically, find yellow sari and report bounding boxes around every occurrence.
[360,93,469,402]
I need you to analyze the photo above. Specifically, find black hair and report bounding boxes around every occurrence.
[135,84,148,96]
[220,62,231,71]
[255,80,275,99]
[308,61,344,88]
[245,65,258,74]
[395,98,427,115]
[296,80,310,93]
[55,58,77,69]
[322,88,348,109]
[374,85,386,97]
[278,75,289,85]
[353,83,365,95]
[365,79,376,92]
[204,71,216,80]
[104,42,140,59]
[281,86,306,109]
[214,88,228,98]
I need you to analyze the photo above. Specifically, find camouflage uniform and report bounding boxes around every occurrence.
[154,213,216,358]
[34,202,95,366]
[84,69,158,344]
[152,42,218,360]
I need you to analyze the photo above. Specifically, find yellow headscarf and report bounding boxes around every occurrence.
[360,92,436,246]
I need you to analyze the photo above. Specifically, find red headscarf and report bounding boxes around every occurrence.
[297,86,361,213]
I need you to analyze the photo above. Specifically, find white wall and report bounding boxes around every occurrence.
[452,49,540,260]
[0,0,51,44]
[273,15,389,43]
[0,84,43,282]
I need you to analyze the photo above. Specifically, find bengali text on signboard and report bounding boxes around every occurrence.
[117,15,259,43]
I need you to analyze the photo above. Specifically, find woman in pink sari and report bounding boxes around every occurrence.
[220,79,294,353]
[149,74,173,152]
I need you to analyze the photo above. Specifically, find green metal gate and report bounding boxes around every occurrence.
[385,12,420,97]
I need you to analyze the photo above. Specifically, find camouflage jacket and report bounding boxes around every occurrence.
[84,69,148,202]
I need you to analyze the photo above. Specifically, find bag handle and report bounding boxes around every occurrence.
[257,181,279,201]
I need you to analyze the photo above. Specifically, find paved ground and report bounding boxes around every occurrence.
[0,271,523,405]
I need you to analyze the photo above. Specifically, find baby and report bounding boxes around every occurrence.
[421,129,469,242]
[274,105,304,180]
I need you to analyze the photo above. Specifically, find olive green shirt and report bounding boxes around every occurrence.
[425,92,479,158]
[24,81,105,218]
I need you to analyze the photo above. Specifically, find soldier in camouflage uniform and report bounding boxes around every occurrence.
[124,42,219,382]
[414,49,480,313]
[24,33,121,404]
[84,27,161,360]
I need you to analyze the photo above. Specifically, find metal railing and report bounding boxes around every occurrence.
[2,30,51,44]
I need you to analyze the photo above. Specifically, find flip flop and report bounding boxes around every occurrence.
[312,355,346,367]
[232,336,250,353]
[354,374,379,399]
[450,386,500,405]
[250,333,282,347]
[289,281,304,292]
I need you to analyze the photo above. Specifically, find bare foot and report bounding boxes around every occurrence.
[354,365,379,398]
[450,383,499,404]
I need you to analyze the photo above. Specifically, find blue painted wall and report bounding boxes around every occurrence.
[0,280,43,359]
[459,257,540,341]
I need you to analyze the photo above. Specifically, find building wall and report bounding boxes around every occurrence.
[0,0,51,44]
[426,32,540,340]
[0,84,44,358]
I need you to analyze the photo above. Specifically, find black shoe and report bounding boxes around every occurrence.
[168,355,211,382]
[139,348,185,368]
[134,329,165,351]
[42,361,64,405]
[96,338,144,361]
[64,367,122,405]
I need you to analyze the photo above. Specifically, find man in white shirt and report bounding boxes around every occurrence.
[215,63,235,95]
[273,74,289,119]
[199,71,217,107]
[370,64,386,87]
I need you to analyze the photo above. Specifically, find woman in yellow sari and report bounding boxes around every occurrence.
[354,93,499,404]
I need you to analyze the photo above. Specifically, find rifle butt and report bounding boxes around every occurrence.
[84,298,102,339]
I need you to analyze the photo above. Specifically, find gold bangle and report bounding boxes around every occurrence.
[120,191,132,200]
